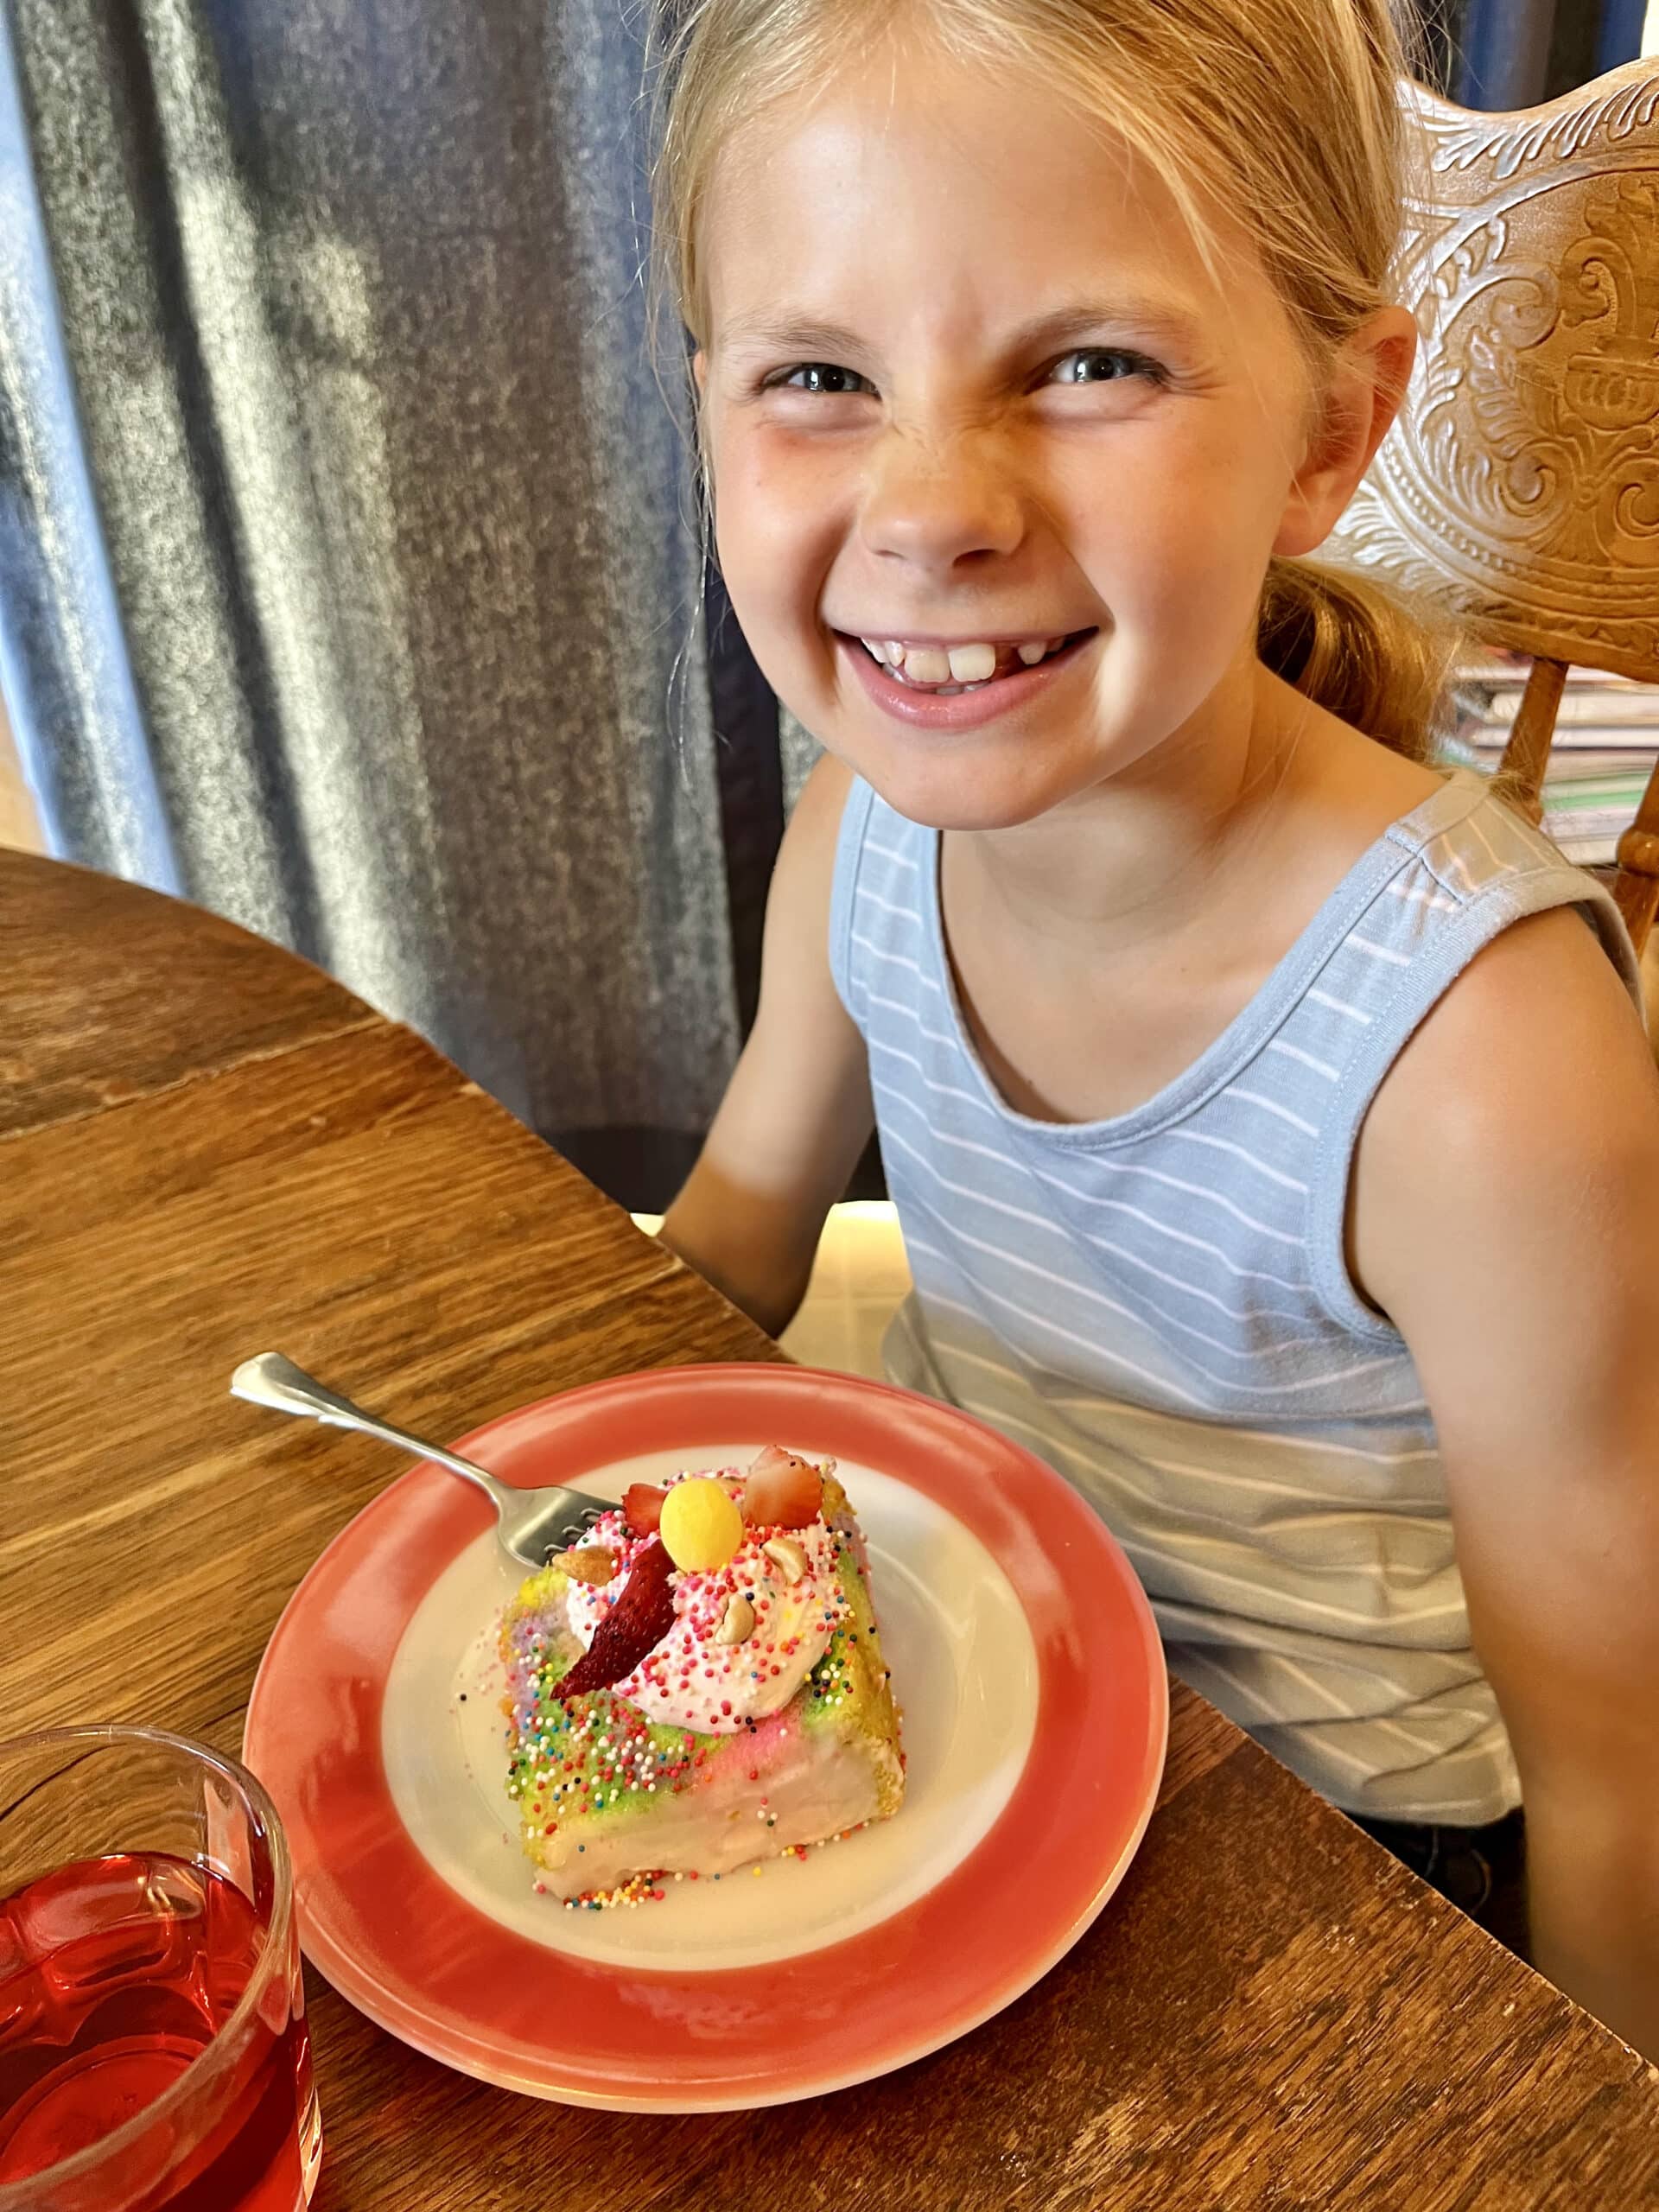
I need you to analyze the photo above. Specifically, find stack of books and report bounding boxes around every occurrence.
[1440,652,1659,867]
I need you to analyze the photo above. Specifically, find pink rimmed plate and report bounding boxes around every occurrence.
[243,1363,1166,2110]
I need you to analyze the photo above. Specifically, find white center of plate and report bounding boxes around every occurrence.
[381,1444,1039,1971]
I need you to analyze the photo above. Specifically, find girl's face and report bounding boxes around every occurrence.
[694,48,1411,832]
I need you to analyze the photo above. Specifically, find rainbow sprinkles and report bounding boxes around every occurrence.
[499,1449,905,1908]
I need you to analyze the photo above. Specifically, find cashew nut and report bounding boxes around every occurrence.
[557,1545,616,1586]
[762,1535,809,1585]
[715,1592,757,1644]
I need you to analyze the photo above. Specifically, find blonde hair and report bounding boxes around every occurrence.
[646,0,1465,762]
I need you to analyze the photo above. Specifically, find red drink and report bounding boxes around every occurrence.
[0,1853,316,2211]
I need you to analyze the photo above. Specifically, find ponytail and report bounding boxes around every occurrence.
[1258,556,1466,765]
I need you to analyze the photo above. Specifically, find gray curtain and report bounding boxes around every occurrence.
[0,0,746,1202]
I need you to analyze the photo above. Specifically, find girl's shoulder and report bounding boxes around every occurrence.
[1294,725,1641,1016]
[1274,702,1628,950]
[763,751,858,966]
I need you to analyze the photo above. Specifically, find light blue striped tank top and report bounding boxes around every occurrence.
[829,769,1641,1822]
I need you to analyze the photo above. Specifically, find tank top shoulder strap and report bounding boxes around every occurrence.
[828,774,915,1027]
[1380,769,1637,973]
[1301,770,1643,1338]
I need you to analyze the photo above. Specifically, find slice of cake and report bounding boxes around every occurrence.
[499,1447,904,1902]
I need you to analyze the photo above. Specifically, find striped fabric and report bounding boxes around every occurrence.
[829,771,1641,1822]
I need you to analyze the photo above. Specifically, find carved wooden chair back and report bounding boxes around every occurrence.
[1327,58,1659,952]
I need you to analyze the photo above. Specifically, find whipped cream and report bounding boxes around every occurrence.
[563,1476,848,1736]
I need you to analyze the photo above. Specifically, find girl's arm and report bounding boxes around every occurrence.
[1354,906,1659,2060]
[658,753,875,1338]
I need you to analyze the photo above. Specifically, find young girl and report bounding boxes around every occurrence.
[649,0,1659,2054]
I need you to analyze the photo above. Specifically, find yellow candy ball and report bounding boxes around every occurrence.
[658,1478,744,1573]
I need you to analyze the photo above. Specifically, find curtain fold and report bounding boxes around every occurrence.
[0,2,182,893]
[0,0,741,1200]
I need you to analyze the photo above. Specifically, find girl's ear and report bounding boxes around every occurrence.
[692,350,709,395]
[1273,307,1416,558]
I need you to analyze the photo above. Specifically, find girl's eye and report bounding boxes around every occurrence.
[770,362,874,396]
[1050,347,1163,386]
[760,349,1163,398]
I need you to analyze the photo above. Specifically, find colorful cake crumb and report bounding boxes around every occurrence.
[499,1449,904,1902]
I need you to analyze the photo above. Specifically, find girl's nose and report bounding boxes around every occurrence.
[857,431,1026,572]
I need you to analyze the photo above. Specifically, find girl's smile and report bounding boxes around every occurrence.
[834,627,1101,733]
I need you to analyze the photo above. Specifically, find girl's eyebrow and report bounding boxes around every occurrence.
[715,298,1206,356]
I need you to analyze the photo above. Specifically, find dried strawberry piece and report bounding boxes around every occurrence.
[555,1537,677,1700]
[741,1446,823,1529]
[622,1483,667,1535]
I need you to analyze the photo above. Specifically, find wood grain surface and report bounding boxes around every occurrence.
[4,847,1657,2209]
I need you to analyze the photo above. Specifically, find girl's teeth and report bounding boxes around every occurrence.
[857,632,1079,687]
[903,647,951,684]
[946,643,998,683]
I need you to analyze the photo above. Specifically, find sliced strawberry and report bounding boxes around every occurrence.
[622,1482,667,1535]
[741,1446,823,1529]
[555,1537,677,1700]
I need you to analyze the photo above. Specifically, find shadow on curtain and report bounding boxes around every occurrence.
[0,0,766,1208]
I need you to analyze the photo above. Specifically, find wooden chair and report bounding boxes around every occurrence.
[1327,56,1659,954]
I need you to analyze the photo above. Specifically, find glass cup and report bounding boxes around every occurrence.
[0,1726,321,2212]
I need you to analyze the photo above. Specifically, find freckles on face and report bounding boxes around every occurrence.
[694,49,1317,825]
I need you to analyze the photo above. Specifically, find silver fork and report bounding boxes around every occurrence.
[230,1352,612,1572]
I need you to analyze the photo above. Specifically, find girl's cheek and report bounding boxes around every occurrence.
[1109,441,1289,598]
[721,429,844,546]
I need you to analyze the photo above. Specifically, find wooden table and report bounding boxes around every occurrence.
[4,846,1657,2210]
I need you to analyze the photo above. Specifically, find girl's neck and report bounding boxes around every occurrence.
[948,658,1311,957]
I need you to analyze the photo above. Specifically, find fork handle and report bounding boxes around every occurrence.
[230,1352,513,1510]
